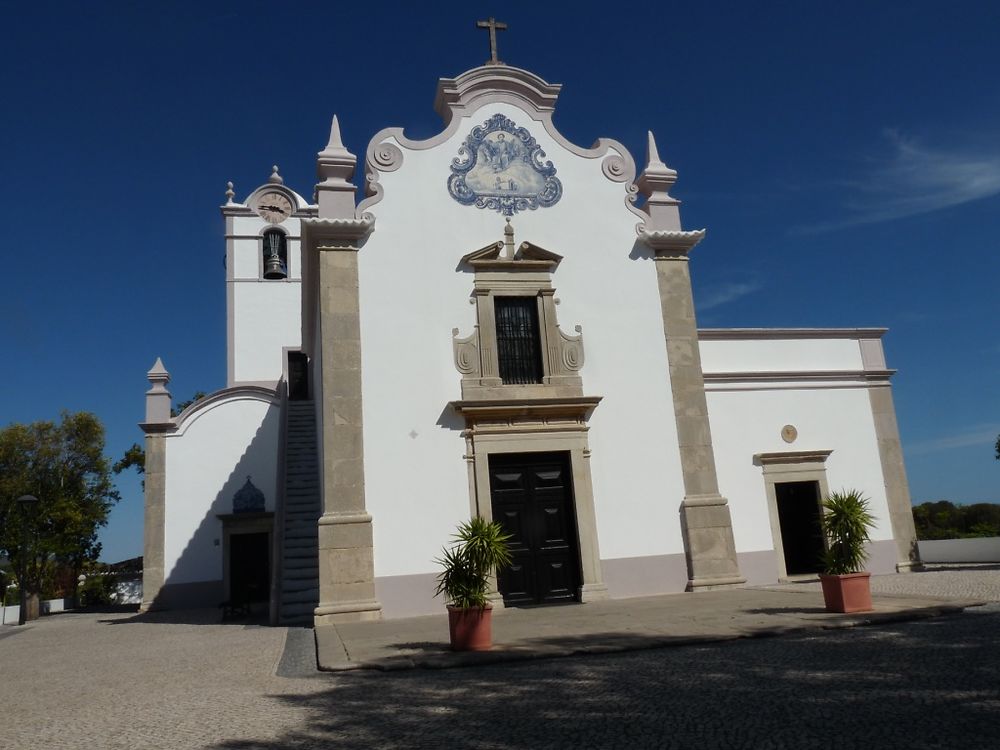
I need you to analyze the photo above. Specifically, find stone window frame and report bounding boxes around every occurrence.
[754,450,833,581]
[451,232,585,401]
[215,512,274,607]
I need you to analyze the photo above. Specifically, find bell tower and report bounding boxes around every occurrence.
[221,167,316,387]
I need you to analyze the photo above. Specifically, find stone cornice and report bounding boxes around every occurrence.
[301,215,375,246]
[450,396,602,421]
[638,228,706,254]
[703,369,896,384]
[434,65,562,123]
[754,450,834,466]
[141,385,279,435]
[699,327,889,340]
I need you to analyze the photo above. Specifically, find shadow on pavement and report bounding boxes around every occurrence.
[98,606,269,627]
[212,608,1000,749]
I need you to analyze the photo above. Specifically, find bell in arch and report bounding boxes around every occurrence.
[262,230,287,280]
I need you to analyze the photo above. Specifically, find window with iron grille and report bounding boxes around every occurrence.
[495,296,543,384]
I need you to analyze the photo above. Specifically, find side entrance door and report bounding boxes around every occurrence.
[775,480,825,575]
[488,452,581,606]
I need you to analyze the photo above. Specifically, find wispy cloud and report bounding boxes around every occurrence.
[696,280,763,312]
[792,130,1000,234]
[907,424,1000,456]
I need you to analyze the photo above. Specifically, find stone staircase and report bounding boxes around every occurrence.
[277,401,321,626]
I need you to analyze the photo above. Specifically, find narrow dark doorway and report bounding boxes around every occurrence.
[229,532,270,604]
[775,481,825,575]
[488,452,581,606]
[287,351,309,401]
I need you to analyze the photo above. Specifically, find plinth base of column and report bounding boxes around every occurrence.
[685,575,746,592]
[314,600,382,626]
[680,493,745,589]
[579,582,610,602]
[896,560,925,573]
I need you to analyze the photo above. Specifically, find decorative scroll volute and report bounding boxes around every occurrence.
[558,325,585,373]
[452,327,481,377]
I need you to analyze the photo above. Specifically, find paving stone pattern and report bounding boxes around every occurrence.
[1,568,997,749]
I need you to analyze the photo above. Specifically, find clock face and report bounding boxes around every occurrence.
[256,191,293,224]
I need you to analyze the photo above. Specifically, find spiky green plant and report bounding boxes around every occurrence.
[821,490,876,575]
[434,517,512,609]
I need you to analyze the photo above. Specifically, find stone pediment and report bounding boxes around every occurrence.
[461,240,562,270]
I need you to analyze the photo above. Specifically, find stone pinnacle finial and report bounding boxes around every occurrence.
[268,165,284,185]
[503,218,515,258]
[647,131,661,165]
[329,114,344,149]
[147,357,170,383]
[316,114,358,219]
[645,131,676,177]
[144,357,172,425]
[637,130,681,232]
[225,181,235,204]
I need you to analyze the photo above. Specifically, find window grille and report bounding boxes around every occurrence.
[495,296,543,384]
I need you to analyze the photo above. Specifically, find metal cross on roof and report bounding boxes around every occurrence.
[476,17,508,65]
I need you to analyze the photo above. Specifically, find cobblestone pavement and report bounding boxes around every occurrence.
[2,568,997,749]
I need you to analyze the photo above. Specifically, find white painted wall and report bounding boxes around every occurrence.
[700,337,864,374]
[163,394,280,585]
[359,101,685,578]
[919,538,1000,563]
[228,216,303,384]
[232,283,301,382]
[708,385,892,556]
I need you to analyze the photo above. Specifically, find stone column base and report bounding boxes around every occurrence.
[579,582,610,602]
[680,493,746,591]
[315,512,382,626]
[895,561,925,573]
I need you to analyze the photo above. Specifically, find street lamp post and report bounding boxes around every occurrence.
[15,495,39,626]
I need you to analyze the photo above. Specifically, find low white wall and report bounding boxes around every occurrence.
[1,597,74,625]
[918,538,1000,563]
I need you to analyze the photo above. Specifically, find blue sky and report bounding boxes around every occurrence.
[2,1,997,562]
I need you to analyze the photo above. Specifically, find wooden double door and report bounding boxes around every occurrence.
[488,452,581,606]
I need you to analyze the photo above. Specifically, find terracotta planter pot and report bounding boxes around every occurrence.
[447,605,493,651]
[820,572,873,613]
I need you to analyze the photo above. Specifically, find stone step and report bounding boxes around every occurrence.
[283,566,318,579]
[281,587,319,604]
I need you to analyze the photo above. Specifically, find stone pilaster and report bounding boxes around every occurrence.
[869,384,922,571]
[637,132,744,591]
[306,114,381,625]
[139,358,172,611]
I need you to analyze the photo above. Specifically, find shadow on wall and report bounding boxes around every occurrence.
[154,401,281,610]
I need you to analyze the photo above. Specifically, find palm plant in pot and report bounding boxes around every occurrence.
[434,516,512,651]
[819,489,877,613]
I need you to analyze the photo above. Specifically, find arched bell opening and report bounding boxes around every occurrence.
[262,229,288,280]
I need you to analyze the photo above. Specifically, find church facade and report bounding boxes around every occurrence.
[139,61,920,625]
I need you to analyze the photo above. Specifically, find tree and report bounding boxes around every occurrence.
[0,412,120,619]
[995,434,999,461]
